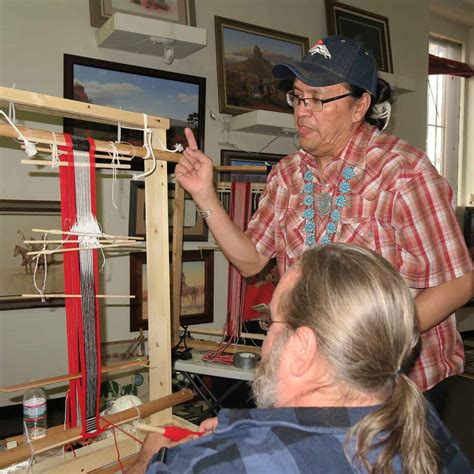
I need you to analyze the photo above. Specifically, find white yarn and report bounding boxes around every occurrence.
[371,101,392,131]
[107,141,120,210]
[49,132,60,168]
[0,109,38,157]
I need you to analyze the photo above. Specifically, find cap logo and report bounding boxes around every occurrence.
[308,40,331,60]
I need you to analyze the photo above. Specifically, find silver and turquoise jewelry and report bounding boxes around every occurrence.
[303,164,355,247]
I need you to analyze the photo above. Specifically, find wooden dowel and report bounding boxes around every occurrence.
[27,241,141,256]
[21,159,131,170]
[32,228,144,241]
[0,124,180,162]
[188,327,266,341]
[136,423,165,434]
[21,294,135,299]
[184,339,261,355]
[0,359,148,393]
[0,389,193,469]
[24,239,135,245]
[25,145,133,161]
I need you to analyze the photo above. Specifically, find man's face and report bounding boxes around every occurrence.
[251,268,299,408]
[292,79,359,158]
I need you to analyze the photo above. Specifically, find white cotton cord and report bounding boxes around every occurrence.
[23,420,35,473]
[107,142,120,210]
[32,233,49,302]
[130,114,184,180]
[371,101,392,131]
[0,109,38,157]
[8,101,16,124]
[117,122,122,144]
[50,132,61,168]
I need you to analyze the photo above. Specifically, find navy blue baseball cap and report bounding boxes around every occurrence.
[273,35,377,96]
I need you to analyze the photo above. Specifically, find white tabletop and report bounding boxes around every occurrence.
[174,350,256,381]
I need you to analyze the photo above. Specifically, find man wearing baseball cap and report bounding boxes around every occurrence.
[175,35,472,407]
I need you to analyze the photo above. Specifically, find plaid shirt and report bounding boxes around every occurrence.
[146,407,470,473]
[246,123,472,391]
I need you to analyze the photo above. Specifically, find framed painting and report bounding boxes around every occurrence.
[89,0,196,27]
[325,0,393,73]
[130,249,214,330]
[220,149,285,183]
[0,200,64,310]
[215,16,309,115]
[129,181,208,241]
[63,54,206,170]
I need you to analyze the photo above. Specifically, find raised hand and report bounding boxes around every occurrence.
[175,128,215,204]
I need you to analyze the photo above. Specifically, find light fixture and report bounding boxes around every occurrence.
[149,36,175,65]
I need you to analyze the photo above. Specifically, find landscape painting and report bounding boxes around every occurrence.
[0,200,64,310]
[215,16,308,115]
[64,54,206,169]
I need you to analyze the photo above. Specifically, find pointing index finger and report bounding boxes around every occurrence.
[184,127,198,150]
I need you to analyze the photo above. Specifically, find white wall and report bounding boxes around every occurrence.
[0,0,450,406]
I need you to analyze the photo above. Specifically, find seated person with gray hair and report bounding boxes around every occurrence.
[130,244,470,473]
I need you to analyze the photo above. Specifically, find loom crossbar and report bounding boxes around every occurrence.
[0,86,169,130]
[0,388,193,469]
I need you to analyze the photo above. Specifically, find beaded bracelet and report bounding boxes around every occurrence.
[197,208,213,219]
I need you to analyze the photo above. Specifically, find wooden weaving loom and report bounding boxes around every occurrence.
[0,86,194,472]
[0,86,269,471]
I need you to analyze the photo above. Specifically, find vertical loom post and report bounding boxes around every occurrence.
[171,182,185,345]
[145,128,172,425]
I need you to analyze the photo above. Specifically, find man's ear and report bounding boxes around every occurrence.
[288,327,317,377]
[352,92,371,122]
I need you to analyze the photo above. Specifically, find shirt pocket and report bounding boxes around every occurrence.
[276,194,304,260]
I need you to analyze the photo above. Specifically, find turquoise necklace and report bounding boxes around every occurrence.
[303,164,355,247]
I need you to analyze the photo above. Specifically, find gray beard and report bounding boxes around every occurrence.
[251,331,289,408]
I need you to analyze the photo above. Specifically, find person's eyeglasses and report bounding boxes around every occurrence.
[258,313,287,331]
[286,91,352,112]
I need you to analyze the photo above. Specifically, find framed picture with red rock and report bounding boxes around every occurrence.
[215,16,309,115]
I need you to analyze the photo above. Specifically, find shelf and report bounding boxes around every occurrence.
[95,12,207,59]
[229,110,295,136]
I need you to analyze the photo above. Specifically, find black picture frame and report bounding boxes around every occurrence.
[128,181,208,241]
[63,54,206,170]
[215,16,309,115]
[130,249,214,331]
[220,149,285,183]
[325,0,394,73]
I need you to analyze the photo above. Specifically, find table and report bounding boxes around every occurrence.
[174,350,256,422]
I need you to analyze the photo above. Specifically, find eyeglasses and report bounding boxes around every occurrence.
[286,91,352,112]
[258,313,287,331]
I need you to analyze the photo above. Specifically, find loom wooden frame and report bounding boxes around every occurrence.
[0,85,269,471]
[0,85,181,470]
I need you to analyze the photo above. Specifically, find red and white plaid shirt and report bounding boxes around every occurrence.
[246,122,472,391]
